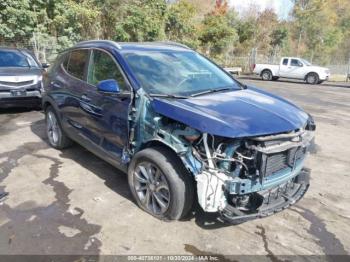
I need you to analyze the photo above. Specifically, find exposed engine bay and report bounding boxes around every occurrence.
[190,128,314,221]
[150,116,314,221]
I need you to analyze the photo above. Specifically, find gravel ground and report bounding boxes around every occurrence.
[0,77,349,258]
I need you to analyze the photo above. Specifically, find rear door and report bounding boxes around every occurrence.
[278,58,290,77]
[58,49,90,134]
[80,49,132,161]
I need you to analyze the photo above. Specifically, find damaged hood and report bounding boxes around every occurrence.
[151,87,309,138]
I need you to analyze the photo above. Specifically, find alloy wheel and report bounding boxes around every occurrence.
[262,71,271,80]
[307,75,316,84]
[46,111,59,146]
[133,161,170,215]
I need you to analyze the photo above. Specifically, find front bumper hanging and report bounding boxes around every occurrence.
[220,168,310,223]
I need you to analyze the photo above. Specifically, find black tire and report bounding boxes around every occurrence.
[128,147,194,221]
[317,80,324,84]
[306,73,319,85]
[272,76,279,81]
[261,70,273,81]
[45,106,73,149]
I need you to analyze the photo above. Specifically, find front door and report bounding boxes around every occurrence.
[80,49,132,162]
[280,58,304,79]
[288,59,305,79]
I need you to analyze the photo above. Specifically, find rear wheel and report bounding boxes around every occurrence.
[128,147,194,220]
[261,70,273,81]
[45,106,73,149]
[306,73,319,85]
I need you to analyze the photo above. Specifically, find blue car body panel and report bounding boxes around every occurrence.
[151,88,308,138]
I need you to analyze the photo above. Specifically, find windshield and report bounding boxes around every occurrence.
[0,50,40,68]
[122,50,241,96]
[301,59,312,66]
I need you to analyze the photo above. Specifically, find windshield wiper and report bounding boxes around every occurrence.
[190,87,232,97]
[149,93,189,99]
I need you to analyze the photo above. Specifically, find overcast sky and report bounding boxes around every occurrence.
[229,0,294,20]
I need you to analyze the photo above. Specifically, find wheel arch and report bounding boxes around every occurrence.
[137,139,199,176]
[128,140,195,220]
[260,68,273,76]
[139,139,178,154]
[42,96,63,119]
[304,71,319,80]
[43,101,52,112]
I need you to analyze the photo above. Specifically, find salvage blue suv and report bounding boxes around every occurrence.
[43,41,315,223]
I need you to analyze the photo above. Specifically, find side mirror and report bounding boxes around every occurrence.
[97,79,120,93]
[42,63,50,69]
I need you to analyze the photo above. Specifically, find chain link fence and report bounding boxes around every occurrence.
[1,38,349,81]
[0,35,60,64]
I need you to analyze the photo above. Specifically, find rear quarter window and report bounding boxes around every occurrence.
[48,53,67,75]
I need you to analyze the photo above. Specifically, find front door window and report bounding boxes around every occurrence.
[87,50,127,92]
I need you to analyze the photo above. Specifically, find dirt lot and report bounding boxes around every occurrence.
[0,78,349,257]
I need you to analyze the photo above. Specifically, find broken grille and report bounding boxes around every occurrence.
[259,147,306,177]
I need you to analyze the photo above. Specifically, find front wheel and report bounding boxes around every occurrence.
[128,147,194,220]
[306,73,319,85]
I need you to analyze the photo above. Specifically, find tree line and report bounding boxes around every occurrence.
[0,0,349,65]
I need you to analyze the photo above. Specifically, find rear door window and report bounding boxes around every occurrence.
[66,49,89,80]
[282,58,288,65]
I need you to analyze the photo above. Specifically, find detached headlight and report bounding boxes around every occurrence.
[305,114,316,131]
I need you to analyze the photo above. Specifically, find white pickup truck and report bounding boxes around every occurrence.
[253,57,330,84]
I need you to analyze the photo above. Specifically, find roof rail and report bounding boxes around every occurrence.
[155,41,191,49]
[76,40,122,50]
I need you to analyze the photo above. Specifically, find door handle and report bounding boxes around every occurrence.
[81,94,91,102]
[80,101,102,117]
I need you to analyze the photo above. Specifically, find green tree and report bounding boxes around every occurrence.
[114,0,167,42]
[292,0,343,63]
[94,0,128,39]
[165,0,198,48]
[198,1,237,58]
[0,0,36,42]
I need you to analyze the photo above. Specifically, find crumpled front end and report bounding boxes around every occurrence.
[132,92,315,222]
[192,128,314,222]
